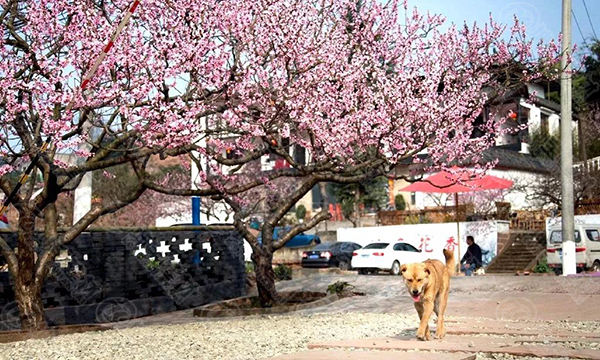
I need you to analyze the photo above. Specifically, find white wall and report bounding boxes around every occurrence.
[487,169,545,211]
[526,83,546,99]
[337,220,504,263]
[549,114,560,135]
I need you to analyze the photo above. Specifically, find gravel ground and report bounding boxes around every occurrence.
[0,312,415,360]
[2,274,599,359]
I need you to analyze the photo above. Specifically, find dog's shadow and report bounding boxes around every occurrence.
[395,323,444,341]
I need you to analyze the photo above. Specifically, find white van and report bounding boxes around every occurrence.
[546,215,600,274]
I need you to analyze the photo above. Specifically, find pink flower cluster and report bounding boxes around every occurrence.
[0,0,562,187]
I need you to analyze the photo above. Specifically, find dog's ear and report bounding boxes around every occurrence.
[424,266,431,275]
[401,265,407,274]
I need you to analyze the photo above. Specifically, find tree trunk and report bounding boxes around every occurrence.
[252,249,279,307]
[15,209,47,331]
[354,189,361,227]
[14,279,45,331]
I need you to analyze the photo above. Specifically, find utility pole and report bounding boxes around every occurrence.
[561,0,577,276]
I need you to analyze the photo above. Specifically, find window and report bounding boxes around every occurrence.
[411,192,416,205]
[313,243,333,251]
[363,243,389,249]
[294,145,306,165]
[393,243,419,252]
[586,230,600,242]
[540,113,549,135]
[471,113,485,139]
[549,230,581,244]
[404,244,420,252]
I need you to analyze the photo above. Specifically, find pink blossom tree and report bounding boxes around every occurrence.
[1,0,561,327]
[144,1,561,305]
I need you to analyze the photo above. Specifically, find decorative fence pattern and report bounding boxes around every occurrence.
[0,229,246,329]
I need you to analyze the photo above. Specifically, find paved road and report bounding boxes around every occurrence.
[110,271,600,329]
[276,271,600,322]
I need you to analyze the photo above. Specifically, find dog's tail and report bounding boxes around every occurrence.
[443,249,456,276]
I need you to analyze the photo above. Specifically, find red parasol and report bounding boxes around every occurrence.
[401,168,513,193]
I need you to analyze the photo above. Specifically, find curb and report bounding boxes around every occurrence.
[193,292,339,318]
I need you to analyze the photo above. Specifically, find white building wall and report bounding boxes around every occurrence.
[487,169,544,211]
[526,83,545,99]
[548,114,560,135]
[523,102,542,131]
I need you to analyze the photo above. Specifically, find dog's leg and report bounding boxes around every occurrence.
[414,303,430,338]
[435,287,449,339]
[416,301,433,341]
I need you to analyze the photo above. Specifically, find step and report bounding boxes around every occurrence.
[308,335,600,360]
[492,260,536,263]
[271,349,476,360]
[490,261,535,265]
[488,266,534,271]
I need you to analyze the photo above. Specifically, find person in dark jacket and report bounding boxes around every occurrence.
[461,235,482,276]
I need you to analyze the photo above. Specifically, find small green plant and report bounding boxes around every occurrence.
[394,194,406,211]
[327,281,355,296]
[274,264,293,281]
[403,214,420,224]
[245,261,255,273]
[295,204,307,221]
[533,256,552,274]
[146,259,160,271]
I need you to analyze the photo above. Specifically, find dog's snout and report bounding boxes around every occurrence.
[412,289,419,295]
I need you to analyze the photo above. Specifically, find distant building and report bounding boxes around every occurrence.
[391,80,566,213]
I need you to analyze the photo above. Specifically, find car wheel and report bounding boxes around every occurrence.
[390,261,401,276]
[591,261,600,273]
[358,269,367,275]
[338,259,350,271]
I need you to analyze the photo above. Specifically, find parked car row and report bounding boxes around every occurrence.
[301,240,441,275]
[301,242,361,270]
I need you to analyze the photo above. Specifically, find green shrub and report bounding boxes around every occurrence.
[146,259,160,271]
[533,256,552,273]
[295,205,307,221]
[327,281,355,296]
[394,194,406,211]
[245,262,255,273]
[274,264,293,281]
[403,214,420,224]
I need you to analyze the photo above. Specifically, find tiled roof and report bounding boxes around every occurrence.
[397,145,556,174]
[481,146,556,174]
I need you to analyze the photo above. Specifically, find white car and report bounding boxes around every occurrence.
[351,242,431,275]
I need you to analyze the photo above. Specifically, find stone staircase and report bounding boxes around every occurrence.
[486,231,546,273]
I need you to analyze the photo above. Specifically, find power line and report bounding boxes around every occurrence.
[572,9,589,48]
[582,0,598,40]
